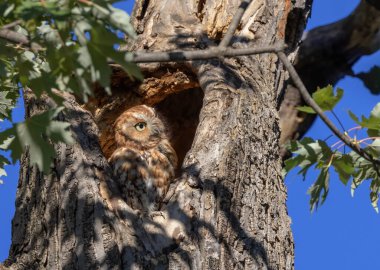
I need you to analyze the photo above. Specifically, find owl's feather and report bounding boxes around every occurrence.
[109,105,177,213]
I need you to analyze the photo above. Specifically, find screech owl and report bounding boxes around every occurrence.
[109,105,178,213]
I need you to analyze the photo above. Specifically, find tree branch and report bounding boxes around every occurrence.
[132,44,285,63]
[1,20,23,30]
[277,51,380,167]
[0,29,29,45]
[0,27,44,51]
[218,0,252,48]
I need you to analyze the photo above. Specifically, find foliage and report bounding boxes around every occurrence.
[285,86,380,212]
[297,85,343,114]
[0,107,74,173]
[0,0,141,176]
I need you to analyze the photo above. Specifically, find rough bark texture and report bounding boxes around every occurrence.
[3,0,312,269]
[279,0,380,152]
[3,92,123,269]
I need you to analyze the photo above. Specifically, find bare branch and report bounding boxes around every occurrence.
[132,44,285,63]
[219,0,252,48]
[0,28,43,52]
[1,20,23,30]
[0,29,29,45]
[277,51,380,167]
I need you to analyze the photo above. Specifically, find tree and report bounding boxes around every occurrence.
[1,0,380,269]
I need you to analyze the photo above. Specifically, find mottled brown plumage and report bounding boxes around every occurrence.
[109,105,177,213]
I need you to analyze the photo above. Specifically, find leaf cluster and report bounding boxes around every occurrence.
[0,0,141,179]
[285,86,380,212]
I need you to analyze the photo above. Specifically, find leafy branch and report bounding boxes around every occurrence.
[283,86,380,212]
[0,0,140,177]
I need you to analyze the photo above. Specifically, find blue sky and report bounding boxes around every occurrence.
[1,1,380,269]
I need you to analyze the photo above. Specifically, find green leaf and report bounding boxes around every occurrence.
[0,57,19,121]
[107,5,136,38]
[0,107,74,173]
[356,66,380,95]
[296,106,316,114]
[308,168,330,211]
[367,104,380,137]
[348,103,380,137]
[0,136,14,150]
[348,110,360,124]
[284,138,318,178]
[297,85,344,114]
[313,85,344,111]
[349,152,376,197]
[366,139,380,157]
[332,154,354,185]
[0,154,9,183]
[28,71,57,97]
[0,3,15,17]
[15,1,71,21]
[283,154,305,176]
[109,52,143,81]
[284,138,333,181]
[370,180,380,213]
[0,91,14,119]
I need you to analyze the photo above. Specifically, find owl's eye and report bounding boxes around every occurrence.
[134,122,147,131]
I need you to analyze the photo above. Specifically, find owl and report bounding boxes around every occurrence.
[109,105,178,213]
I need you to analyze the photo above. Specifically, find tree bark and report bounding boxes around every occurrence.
[3,0,311,269]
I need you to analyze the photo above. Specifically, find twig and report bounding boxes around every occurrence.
[132,44,285,63]
[277,51,380,166]
[331,139,346,149]
[333,142,346,151]
[331,109,345,132]
[323,134,334,142]
[358,137,380,144]
[346,126,362,133]
[331,126,362,148]
[219,0,252,48]
[78,0,93,5]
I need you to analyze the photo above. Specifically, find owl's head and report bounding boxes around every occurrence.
[114,105,167,149]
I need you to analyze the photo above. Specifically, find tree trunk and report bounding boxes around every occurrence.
[2,0,311,269]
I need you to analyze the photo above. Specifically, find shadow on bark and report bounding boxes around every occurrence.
[4,91,276,269]
[2,21,294,268]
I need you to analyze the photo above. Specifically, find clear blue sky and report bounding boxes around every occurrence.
[1,1,380,269]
